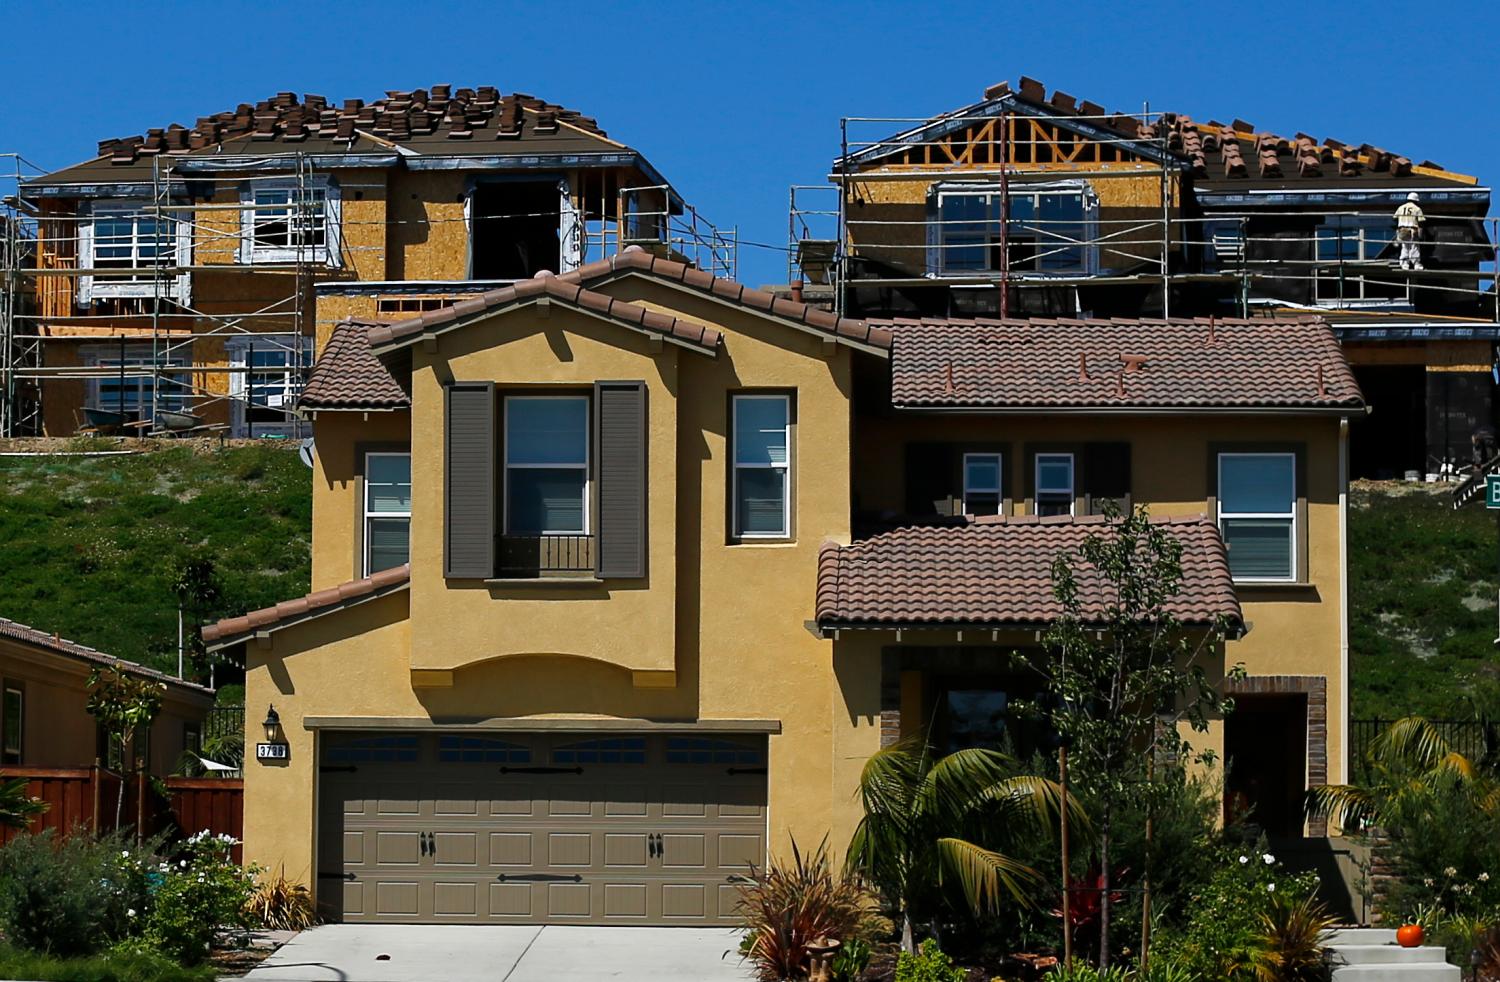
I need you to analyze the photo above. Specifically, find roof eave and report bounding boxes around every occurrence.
[889,402,1365,416]
[203,581,410,654]
[813,617,1246,639]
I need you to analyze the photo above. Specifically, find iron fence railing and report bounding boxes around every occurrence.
[204,704,244,744]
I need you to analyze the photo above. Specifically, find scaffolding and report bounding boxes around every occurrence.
[1,152,737,440]
[789,111,1500,323]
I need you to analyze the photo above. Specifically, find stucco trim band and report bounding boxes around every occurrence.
[301,716,783,734]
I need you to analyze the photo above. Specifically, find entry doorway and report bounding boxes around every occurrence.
[1224,694,1308,838]
[471,180,561,280]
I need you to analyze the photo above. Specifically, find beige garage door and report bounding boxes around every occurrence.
[316,731,767,925]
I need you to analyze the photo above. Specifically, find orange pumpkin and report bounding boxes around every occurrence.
[1397,924,1425,948]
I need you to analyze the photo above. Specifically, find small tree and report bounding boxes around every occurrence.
[1018,505,1239,969]
[86,665,166,832]
[166,552,223,681]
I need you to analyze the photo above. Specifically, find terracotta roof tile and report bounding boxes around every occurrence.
[299,320,411,410]
[0,616,214,696]
[816,516,1240,628]
[202,564,410,647]
[878,316,1363,410]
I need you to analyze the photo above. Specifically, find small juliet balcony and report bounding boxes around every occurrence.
[495,534,596,580]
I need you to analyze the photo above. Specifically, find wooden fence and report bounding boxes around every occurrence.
[1,765,242,861]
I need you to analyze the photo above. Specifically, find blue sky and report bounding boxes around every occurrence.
[4,0,1496,287]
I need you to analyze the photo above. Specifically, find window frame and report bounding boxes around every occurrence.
[731,393,793,540]
[961,451,1004,516]
[78,201,191,303]
[2,683,22,765]
[363,451,412,576]
[81,344,191,418]
[1034,452,1076,517]
[238,178,342,266]
[1216,451,1299,584]
[1313,218,1399,305]
[929,181,1098,276]
[502,394,591,536]
[226,334,313,438]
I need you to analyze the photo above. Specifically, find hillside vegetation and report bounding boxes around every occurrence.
[0,439,311,680]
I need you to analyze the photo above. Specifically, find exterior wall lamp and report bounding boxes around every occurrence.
[256,704,289,761]
[263,704,282,743]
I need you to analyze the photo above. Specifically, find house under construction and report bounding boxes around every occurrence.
[789,76,1498,480]
[0,86,734,440]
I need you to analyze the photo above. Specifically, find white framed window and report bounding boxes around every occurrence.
[1035,453,1075,517]
[239,179,341,265]
[1314,219,1400,305]
[226,335,313,438]
[364,452,412,575]
[732,394,792,538]
[83,346,191,419]
[931,181,1097,276]
[962,452,1003,515]
[2,684,21,764]
[1217,453,1297,582]
[504,396,589,535]
[78,202,190,303]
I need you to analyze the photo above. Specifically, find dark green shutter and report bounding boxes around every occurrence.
[594,381,647,578]
[444,382,495,578]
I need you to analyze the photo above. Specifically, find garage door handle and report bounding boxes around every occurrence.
[318,872,357,881]
[725,874,754,884]
[499,766,584,775]
[496,873,583,883]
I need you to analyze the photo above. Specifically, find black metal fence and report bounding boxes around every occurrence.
[204,704,244,744]
[1349,717,1499,775]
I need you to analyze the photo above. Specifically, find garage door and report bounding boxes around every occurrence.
[316,731,767,925]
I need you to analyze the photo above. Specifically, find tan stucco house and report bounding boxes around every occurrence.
[204,248,1362,925]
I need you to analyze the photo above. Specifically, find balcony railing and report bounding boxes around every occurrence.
[496,534,595,578]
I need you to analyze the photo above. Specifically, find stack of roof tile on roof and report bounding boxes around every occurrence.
[202,564,410,647]
[961,76,1453,183]
[92,86,608,165]
[878,316,1363,410]
[299,320,411,410]
[815,515,1241,629]
[0,616,214,694]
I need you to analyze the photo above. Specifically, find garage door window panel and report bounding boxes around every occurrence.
[438,735,531,764]
[665,737,765,766]
[326,735,420,764]
[552,737,647,765]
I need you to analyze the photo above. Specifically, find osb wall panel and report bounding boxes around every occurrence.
[313,295,380,353]
[388,171,468,281]
[1427,339,1491,373]
[1343,343,1427,367]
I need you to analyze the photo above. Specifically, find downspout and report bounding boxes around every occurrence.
[1338,416,1350,785]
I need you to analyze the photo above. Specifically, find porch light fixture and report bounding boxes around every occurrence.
[262,704,283,743]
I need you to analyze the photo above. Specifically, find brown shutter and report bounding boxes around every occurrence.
[593,381,646,578]
[444,382,495,578]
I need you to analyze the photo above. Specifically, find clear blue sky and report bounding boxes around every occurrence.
[4,0,1496,287]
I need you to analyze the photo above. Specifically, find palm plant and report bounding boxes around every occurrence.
[0,777,47,830]
[846,736,1080,952]
[1309,716,1499,832]
[1248,894,1338,982]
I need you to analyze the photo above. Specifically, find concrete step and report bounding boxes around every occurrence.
[1329,964,1461,982]
[1331,945,1450,965]
[1329,928,1400,945]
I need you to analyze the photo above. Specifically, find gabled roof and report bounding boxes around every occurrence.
[844,75,1479,189]
[364,271,725,355]
[815,515,1241,630]
[0,616,214,697]
[202,564,410,650]
[879,315,1364,412]
[299,320,411,411]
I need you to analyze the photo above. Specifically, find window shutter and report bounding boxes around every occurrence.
[594,381,646,578]
[444,382,495,578]
[905,442,957,517]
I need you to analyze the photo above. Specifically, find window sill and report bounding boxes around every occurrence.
[483,576,603,586]
[1232,580,1317,592]
[728,538,797,547]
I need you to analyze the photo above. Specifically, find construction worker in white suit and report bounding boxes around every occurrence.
[1395,191,1425,270]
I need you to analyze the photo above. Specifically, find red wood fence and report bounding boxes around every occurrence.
[1,765,243,861]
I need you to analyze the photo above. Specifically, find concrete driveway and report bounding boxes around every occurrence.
[237,924,755,981]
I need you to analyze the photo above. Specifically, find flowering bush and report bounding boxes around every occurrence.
[1153,845,1320,981]
[140,831,258,964]
[0,830,160,956]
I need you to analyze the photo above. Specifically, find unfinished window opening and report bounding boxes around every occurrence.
[931,182,1096,276]
[239,179,340,266]
[83,346,191,421]
[1314,218,1401,305]
[80,202,190,303]
[227,336,312,438]
[470,180,562,279]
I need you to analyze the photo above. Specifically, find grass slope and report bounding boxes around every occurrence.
[1349,481,1500,718]
[0,442,310,678]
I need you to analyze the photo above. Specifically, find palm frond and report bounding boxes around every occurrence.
[1307,783,1376,830]
[934,836,1041,914]
[917,746,1012,823]
[1375,716,1453,770]
[976,773,1089,833]
[856,738,922,823]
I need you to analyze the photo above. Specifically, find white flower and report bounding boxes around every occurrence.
[1480,873,1491,883]
[1239,855,1249,865]
[127,908,136,917]
[1444,867,1458,877]
[1267,883,1276,893]
[1425,878,1436,887]
[1263,853,1275,865]
[179,860,188,868]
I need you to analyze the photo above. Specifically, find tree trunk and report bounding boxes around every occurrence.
[901,911,915,954]
[1098,807,1112,970]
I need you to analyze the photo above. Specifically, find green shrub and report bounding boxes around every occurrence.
[734,838,876,982]
[1379,784,1500,923]
[141,832,258,964]
[0,942,216,982]
[1246,894,1338,982]
[1044,964,1133,981]
[894,939,965,982]
[832,937,872,982]
[244,868,318,931]
[0,831,157,956]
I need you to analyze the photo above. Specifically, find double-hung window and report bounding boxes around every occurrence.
[1314,219,1398,304]
[241,181,340,265]
[364,453,412,575]
[86,348,191,419]
[732,394,792,538]
[1035,453,1075,516]
[81,204,188,302]
[504,396,589,535]
[2,685,21,765]
[1217,453,1297,582]
[962,452,1003,515]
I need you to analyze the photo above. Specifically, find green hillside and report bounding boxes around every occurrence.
[0,439,311,680]
[1349,481,1500,719]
